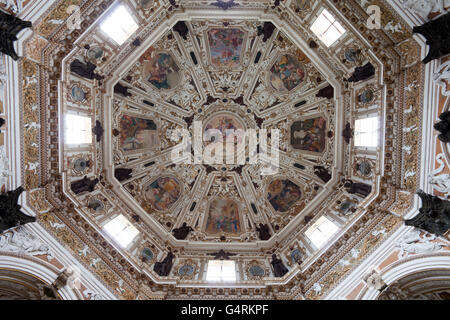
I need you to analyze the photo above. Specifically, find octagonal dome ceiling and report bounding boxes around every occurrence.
[59,0,378,282]
[106,17,339,245]
[10,0,437,300]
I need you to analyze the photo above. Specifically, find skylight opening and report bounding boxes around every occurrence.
[99,5,139,46]
[206,260,237,282]
[65,114,92,145]
[305,216,339,249]
[354,116,379,148]
[103,215,140,248]
[310,8,346,47]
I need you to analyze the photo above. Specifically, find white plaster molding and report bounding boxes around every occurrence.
[0,254,78,300]
[397,0,450,22]
[26,223,118,300]
[324,224,412,299]
[361,253,450,299]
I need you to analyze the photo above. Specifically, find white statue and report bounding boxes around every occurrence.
[384,21,403,33]
[0,60,7,91]
[0,0,18,14]
[0,227,54,260]
[434,61,450,97]
[429,153,450,198]
[364,270,386,291]
[402,0,449,20]
[83,289,105,300]
[397,229,443,257]
[312,283,322,295]
[0,145,10,188]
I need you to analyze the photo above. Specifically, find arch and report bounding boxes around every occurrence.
[0,253,81,300]
[359,253,450,300]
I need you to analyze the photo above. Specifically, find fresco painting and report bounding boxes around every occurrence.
[86,46,104,60]
[119,115,158,152]
[204,114,244,148]
[205,199,241,234]
[208,29,245,68]
[270,54,306,92]
[267,179,302,212]
[141,0,153,8]
[140,50,180,90]
[290,117,327,153]
[71,86,86,102]
[144,177,182,211]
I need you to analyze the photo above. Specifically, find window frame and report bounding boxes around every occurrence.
[206,260,237,283]
[305,216,339,250]
[354,115,380,150]
[98,3,139,46]
[310,8,347,47]
[102,215,140,249]
[64,112,93,148]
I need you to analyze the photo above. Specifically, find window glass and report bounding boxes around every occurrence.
[103,215,140,248]
[100,5,139,45]
[305,216,339,249]
[65,114,92,145]
[310,8,346,47]
[355,117,379,147]
[206,260,237,282]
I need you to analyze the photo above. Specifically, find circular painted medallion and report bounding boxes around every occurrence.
[291,249,302,264]
[248,265,266,277]
[71,86,86,102]
[344,49,361,63]
[178,264,195,276]
[358,89,374,103]
[358,161,372,176]
[141,248,154,262]
[87,199,104,212]
[141,0,153,9]
[73,158,89,172]
[339,201,354,214]
[87,46,104,60]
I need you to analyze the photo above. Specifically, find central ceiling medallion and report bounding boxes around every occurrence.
[204,112,246,147]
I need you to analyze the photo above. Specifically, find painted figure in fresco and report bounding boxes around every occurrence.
[145,177,181,211]
[267,179,302,213]
[119,115,157,152]
[141,51,180,90]
[204,115,243,146]
[71,86,86,102]
[208,29,244,68]
[270,54,306,92]
[290,117,327,153]
[205,199,241,234]
[291,249,303,264]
